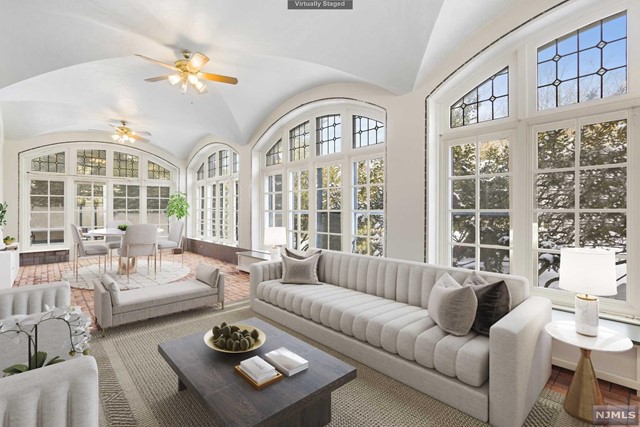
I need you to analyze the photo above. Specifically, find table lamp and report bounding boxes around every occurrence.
[559,248,617,337]
[264,227,287,261]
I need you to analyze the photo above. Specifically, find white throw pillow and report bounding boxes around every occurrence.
[280,253,321,285]
[196,263,220,288]
[427,273,478,336]
[101,274,120,306]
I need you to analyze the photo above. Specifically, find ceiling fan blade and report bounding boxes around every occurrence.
[88,129,108,132]
[131,134,150,143]
[136,131,152,136]
[189,52,209,70]
[135,54,180,71]
[144,75,170,82]
[198,72,238,85]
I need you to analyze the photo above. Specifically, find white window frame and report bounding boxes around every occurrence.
[256,104,386,254]
[189,145,240,246]
[20,143,178,250]
[431,0,640,319]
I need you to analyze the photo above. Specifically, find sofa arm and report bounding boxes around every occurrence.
[0,282,71,320]
[0,356,99,427]
[93,280,113,329]
[249,260,282,301]
[489,296,552,427]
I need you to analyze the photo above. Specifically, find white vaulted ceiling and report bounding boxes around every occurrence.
[0,0,515,158]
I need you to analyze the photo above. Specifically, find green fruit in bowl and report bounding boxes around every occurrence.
[117,224,128,231]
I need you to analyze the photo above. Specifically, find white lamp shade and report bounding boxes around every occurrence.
[264,227,287,247]
[558,248,617,296]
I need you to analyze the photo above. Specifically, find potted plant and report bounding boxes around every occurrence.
[165,192,189,254]
[166,192,190,221]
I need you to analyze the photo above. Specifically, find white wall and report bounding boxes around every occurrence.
[0,108,4,204]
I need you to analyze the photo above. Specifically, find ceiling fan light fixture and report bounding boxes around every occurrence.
[187,73,199,85]
[111,134,119,141]
[180,82,188,94]
[168,74,182,85]
[195,80,206,93]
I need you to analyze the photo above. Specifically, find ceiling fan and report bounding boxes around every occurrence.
[90,121,151,143]
[136,49,238,94]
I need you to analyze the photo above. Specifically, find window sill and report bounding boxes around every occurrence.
[552,308,640,345]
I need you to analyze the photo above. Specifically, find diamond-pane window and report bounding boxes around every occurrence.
[537,12,627,110]
[450,67,509,128]
[266,140,282,166]
[316,115,341,156]
[353,116,384,148]
[113,152,139,178]
[31,152,65,173]
[196,163,205,181]
[289,122,310,161]
[77,150,107,176]
[148,161,171,180]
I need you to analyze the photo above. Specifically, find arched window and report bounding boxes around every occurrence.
[192,146,240,245]
[432,2,635,317]
[257,104,386,256]
[20,143,178,249]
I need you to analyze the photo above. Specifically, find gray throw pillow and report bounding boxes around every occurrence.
[101,274,120,306]
[281,253,321,285]
[464,277,511,336]
[282,247,322,260]
[427,273,478,336]
[196,263,220,288]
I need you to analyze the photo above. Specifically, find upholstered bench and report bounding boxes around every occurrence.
[94,263,224,329]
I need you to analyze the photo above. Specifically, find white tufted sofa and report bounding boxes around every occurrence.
[0,356,99,427]
[250,250,552,427]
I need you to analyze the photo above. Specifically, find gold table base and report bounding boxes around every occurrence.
[117,257,137,275]
[564,348,603,423]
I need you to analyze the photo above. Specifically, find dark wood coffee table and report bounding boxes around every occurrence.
[158,317,356,427]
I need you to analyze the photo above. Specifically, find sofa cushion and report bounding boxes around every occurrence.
[466,279,511,336]
[101,274,120,306]
[196,263,220,288]
[255,280,491,387]
[283,247,322,260]
[281,253,321,285]
[427,274,477,336]
[113,280,216,314]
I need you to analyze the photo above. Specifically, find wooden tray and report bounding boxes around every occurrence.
[234,365,283,390]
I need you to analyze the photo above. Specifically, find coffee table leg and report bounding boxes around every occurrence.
[275,394,331,427]
[564,348,603,423]
[178,378,187,391]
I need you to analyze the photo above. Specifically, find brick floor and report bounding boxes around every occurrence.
[545,365,638,404]
[12,250,250,320]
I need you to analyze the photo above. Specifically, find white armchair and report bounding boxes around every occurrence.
[0,356,99,427]
[0,282,73,369]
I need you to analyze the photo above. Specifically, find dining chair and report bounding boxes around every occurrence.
[70,224,108,280]
[105,219,131,270]
[117,224,158,283]
[157,220,184,270]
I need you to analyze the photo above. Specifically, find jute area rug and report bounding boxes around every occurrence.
[93,301,591,427]
[64,260,189,290]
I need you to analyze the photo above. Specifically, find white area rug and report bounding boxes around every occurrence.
[64,260,190,290]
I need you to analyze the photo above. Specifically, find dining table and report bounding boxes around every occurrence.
[86,228,133,275]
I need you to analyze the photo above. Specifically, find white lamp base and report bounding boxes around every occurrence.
[574,295,599,337]
[269,247,281,261]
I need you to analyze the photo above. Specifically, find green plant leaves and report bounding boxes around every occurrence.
[3,352,65,376]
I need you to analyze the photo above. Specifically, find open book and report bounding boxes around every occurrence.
[264,347,309,377]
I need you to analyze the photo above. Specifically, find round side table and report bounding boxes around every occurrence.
[545,320,633,423]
